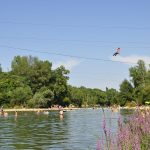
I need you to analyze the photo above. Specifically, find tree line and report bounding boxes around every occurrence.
[0,56,149,108]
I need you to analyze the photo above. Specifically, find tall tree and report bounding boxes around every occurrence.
[119,79,134,106]
[0,73,32,107]
[11,56,52,93]
[105,88,119,106]
[129,60,147,88]
[129,60,147,105]
[52,65,70,105]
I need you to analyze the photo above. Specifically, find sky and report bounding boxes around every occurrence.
[0,0,150,90]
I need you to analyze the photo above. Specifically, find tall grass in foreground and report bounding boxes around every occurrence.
[97,108,150,150]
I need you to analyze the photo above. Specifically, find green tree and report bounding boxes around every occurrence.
[11,56,53,94]
[143,85,150,104]
[119,79,134,106]
[105,88,119,106]
[68,86,106,107]
[62,97,71,107]
[68,86,83,107]
[9,86,33,107]
[52,66,70,105]
[129,60,147,105]
[0,73,32,107]
[28,87,54,108]
[129,60,147,88]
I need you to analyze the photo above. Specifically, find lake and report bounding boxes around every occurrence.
[0,108,132,150]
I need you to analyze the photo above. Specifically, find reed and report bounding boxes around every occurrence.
[97,108,150,150]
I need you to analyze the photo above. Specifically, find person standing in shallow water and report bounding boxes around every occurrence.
[0,105,3,111]
[15,111,18,117]
[59,110,64,115]
[0,106,8,117]
[0,106,3,115]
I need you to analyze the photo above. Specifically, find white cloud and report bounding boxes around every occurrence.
[52,59,80,70]
[110,55,150,67]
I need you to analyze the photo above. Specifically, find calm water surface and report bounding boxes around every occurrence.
[0,108,131,150]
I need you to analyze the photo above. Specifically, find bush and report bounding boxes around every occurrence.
[125,101,137,107]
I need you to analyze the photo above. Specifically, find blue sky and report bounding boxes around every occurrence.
[0,0,150,90]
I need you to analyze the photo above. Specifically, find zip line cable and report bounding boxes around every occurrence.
[0,45,133,84]
[0,44,125,82]
[0,44,138,65]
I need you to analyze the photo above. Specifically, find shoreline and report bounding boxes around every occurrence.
[3,107,79,112]
[3,106,150,112]
[120,106,150,110]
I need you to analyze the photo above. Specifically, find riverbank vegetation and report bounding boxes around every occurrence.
[0,55,150,108]
[97,108,150,150]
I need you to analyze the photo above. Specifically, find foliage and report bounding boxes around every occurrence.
[0,56,150,108]
[129,60,147,87]
[62,97,71,107]
[0,56,70,108]
[0,73,32,107]
[68,86,106,107]
[52,65,70,105]
[119,79,134,106]
[28,87,54,108]
[9,86,33,107]
[97,109,150,150]
[128,60,148,105]
[11,55,53,94]
[118,60,150,106]
[105,88,119,106]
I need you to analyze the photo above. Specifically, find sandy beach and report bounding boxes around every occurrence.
[3,107,79,112]
[2,106,150,112]
[120,106,150,110]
